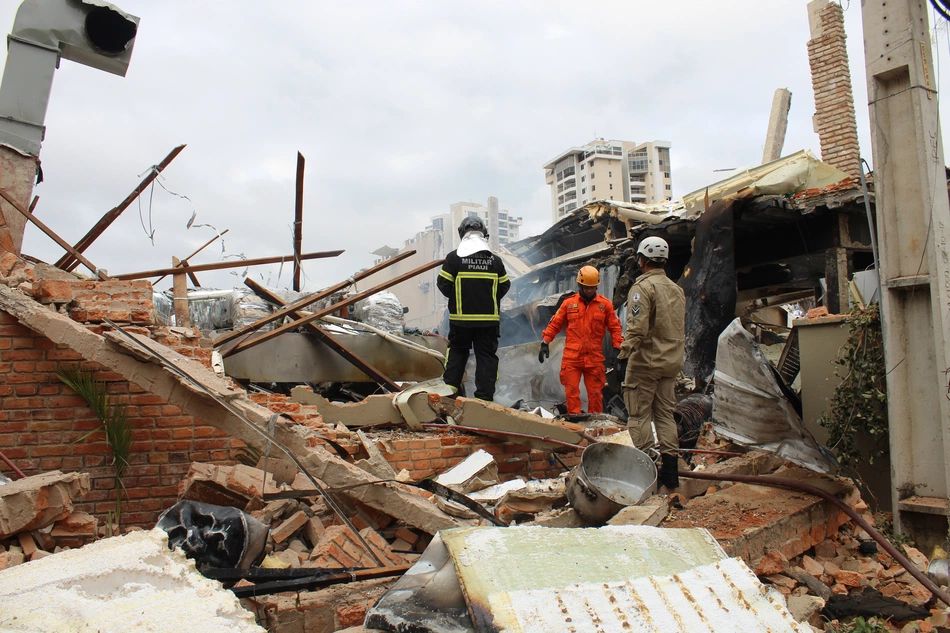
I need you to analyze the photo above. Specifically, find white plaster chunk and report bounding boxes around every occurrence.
[0,528,264,633]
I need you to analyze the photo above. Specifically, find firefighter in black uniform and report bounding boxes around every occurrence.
[437,216,510,401]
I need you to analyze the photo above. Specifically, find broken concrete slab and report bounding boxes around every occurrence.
[678,450,786,500]
[606,495,669,527]
[354,430,397,481]
[179,463,280,508]
[665,467,859,566]
[291,387,409,428]
[0,286,462,535]
[0,471,90,539]
[393,378,454,430]
[434,449,498,493]
[430,396,584,451]
[0,528,264,632]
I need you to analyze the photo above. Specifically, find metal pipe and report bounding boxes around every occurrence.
[680,470,950,606]
[858,158,882,303]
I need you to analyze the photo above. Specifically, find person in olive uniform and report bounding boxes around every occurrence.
[617,236,686,489]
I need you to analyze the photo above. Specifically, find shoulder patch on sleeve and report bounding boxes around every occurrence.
[632,291,641,303]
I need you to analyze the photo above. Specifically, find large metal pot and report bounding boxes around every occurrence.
[566,442,658,524]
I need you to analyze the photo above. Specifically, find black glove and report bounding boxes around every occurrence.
[538,342,550,363]
[615,355,628,377]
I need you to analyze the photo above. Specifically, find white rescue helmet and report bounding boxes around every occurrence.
[637,236,669,262]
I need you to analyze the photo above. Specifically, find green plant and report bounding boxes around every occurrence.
[57,367,133,527]
[873,511,915,548]
[819,303,888,468]
[825,616,888,633]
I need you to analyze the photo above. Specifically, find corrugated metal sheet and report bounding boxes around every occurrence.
[441,525,730,632]
[488,557,808,633]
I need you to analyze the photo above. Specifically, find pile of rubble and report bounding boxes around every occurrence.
[0,471,99,569]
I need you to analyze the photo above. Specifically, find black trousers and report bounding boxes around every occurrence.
[442,324,500,401]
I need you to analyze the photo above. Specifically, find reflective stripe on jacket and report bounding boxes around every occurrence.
[437,249,510,326]
[620,269,685,378]
[542,292,623,367]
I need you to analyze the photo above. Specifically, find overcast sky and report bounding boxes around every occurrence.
[1,0,949,293]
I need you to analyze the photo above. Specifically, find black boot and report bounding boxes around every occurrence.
[659,454,679,489]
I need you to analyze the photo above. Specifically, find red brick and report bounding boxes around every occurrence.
[32,280,76,304]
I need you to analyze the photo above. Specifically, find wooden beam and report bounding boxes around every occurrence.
[214,249,417,348]
[155,229,229,285]
[112,249,343,280]
[245,278,400,392]
[293,152,305,292]
[221,259,443,358]
[56,144,187,271]
[0,188,109,279]
[172,257,190,327]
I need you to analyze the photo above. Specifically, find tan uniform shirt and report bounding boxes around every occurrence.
[619,268,686,379]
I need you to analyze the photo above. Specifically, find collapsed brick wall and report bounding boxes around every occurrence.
[0,310,243,527]
[807,0,861,177]
[250,393,583,481]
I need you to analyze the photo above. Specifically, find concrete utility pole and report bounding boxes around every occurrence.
[762,88,792,164]
[863,0,950,548]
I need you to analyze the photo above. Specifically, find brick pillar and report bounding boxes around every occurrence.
[807,0,861,177]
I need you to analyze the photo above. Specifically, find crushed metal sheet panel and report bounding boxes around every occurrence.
[712,319,836,472]
[440,525,728,632]
[489,557,808,633]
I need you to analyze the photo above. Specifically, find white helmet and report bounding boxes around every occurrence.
[637,236,669,261]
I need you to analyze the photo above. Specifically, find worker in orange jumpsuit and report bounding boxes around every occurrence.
[539,266,623,414]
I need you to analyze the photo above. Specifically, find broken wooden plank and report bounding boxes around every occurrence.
[155,228,229,285]
[113,249,343,280]
[245,278,400,391]
[214,249,417,348]
[56,144,187,271]
[0,188,109,279]
[221,259,444,359]
[293,151,305,292]
[172,257,190,327]
[0,286,461,535]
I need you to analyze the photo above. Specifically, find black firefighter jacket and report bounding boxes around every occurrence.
[437,249,510,327]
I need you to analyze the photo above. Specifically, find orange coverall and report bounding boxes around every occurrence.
[542,292,623,414]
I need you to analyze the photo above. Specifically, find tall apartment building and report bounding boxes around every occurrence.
[543,139,673,223]
[429,197,523,252]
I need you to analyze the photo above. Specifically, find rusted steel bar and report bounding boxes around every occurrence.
[214,249,417,348]
[245,279,400,392]
[221,259,443,359]
[421,424,584,450]
[112,249,343,280]
[0,448,25,479]
[57,144,187,271]
[0,188,110,279]
[293,152,305,292]
[155,228,229,285]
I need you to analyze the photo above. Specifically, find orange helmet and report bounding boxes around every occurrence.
[577,265,600,286]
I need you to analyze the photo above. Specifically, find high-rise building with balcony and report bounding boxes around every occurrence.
[543,139,672,223]
[430,197,523,252]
